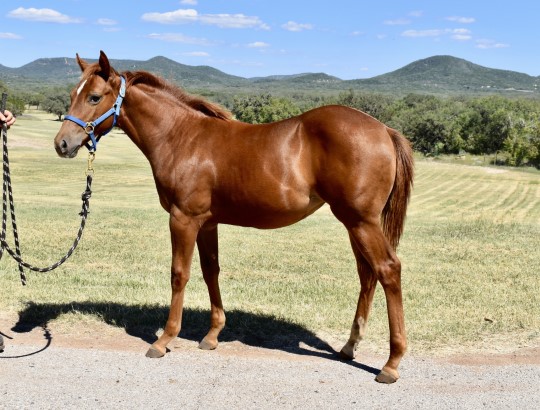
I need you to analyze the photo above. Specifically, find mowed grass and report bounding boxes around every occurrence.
[1,110,539,354]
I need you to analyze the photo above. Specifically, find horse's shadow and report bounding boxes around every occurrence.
[6,301,379,375]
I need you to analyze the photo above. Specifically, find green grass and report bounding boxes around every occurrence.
[1,110,539,354]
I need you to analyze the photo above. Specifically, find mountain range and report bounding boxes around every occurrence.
[1,55,538,97]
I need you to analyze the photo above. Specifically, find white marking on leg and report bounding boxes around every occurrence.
[76,79,87,96]
[340,317,366,359]
[350,317,366,341]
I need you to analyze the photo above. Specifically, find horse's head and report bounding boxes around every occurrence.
[54,51,124,158]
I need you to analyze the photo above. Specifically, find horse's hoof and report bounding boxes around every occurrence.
[145,346,165,358]
[339,345,355,360]
[375,369,399,384]
[198,337,218,351]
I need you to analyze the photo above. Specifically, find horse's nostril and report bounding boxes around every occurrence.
[61,140,68,150]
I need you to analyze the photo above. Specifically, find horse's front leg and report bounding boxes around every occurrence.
[146,209,200,358]
[196,225,226,350]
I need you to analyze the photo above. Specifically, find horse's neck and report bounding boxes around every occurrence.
[118,87,188,161]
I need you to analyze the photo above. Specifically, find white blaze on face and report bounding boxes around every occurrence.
[76,79,88,96]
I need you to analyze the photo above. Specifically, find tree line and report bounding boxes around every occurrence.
[2,78,539,168]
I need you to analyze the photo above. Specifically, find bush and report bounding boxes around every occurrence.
[232,94,301,124]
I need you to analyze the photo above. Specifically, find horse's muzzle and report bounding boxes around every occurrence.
[54,136,81,158]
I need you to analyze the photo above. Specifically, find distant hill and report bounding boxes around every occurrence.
[0,56,246,89]
[250,72,342,85]
[352,55,540,94]
[1,54,539,97]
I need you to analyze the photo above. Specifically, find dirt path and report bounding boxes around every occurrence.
[1,316,539,409]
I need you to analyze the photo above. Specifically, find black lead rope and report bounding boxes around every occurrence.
[1,93,94,285]
[1,93,24,283]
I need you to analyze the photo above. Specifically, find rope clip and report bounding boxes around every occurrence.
[86,152,96,176]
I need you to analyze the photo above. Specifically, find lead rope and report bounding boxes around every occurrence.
[1,93,24,283]
[1,93,94,285]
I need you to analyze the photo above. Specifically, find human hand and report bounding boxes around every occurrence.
[0,110,16,128]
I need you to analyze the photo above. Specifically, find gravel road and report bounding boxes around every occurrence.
[1,321,539,409]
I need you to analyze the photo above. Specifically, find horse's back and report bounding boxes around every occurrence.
[299,105,394,148]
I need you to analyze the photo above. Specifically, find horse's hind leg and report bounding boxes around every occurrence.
[347,219,406,384]
[340,232,378,360]
[197,225,226,350]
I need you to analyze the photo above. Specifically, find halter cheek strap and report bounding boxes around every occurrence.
[64,76,126,152]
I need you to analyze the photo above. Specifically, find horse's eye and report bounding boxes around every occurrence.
[89,95,102,105]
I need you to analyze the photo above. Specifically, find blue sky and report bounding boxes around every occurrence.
[0,1,537,80]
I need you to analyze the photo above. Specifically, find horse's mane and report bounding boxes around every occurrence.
[122,70,232,121]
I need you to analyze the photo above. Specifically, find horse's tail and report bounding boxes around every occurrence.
[382,128,414,250]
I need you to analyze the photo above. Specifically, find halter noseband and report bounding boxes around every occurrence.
[64,76,126,152]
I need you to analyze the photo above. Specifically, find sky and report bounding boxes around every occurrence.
[0,1,538,80]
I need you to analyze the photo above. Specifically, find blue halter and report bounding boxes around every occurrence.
[64,76,126,152]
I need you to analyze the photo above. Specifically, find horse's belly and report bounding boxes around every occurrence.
[214,193,325,229]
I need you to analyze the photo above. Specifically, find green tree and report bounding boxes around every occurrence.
[25,92,46,109]
[461,97,514,154]
[389,94,465,155]
[528,121,540,167]
[42,88,70,120]
[232,94,301,124]
[502,117,540,167]
[460,96,540,167]
[335,89,394,122]
[0,81,25,116]
[6,95,25,116]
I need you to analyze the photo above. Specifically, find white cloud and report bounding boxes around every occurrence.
[142,9,198,24]
[446,16,475,24]
[402,28,472,41]
[147,33,211,45]
[0,32,22,40]
[142,8,269,29]
[451,28,472,41]
[201,13,269,29]
[183,51,209,57]
[384,18,411,26]
[7,7,81,23]
[384,11,421,27]
[97,18,118,26]
[247,41,270,48]
[402,29,447,38]
[96,18,119,31]
[476,39,509,49]
[282,21,313,32]
[180,0,198,4]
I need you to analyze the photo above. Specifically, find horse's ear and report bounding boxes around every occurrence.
[76,53,89,72]
[98,50,111,80]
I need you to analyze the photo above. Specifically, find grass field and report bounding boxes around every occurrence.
[1,110,539,354]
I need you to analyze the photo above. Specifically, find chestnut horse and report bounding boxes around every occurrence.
[54,52,414,383]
